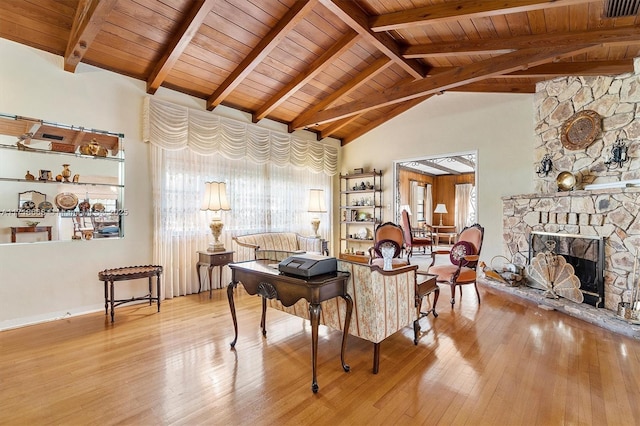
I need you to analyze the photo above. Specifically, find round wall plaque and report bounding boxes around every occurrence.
[561,110,601,150]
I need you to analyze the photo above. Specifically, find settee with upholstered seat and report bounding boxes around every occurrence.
[232,232,323,262]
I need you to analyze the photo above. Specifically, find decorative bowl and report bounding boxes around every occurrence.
[25,221,39,227]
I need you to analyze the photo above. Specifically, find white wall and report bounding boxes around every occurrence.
[0,39,155,329]
[338,91,536,263]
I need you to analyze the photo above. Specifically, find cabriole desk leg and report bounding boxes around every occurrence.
[227,281,239,348]
[309,303,321,393]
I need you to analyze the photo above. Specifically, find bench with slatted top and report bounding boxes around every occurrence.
[98,265,163,322]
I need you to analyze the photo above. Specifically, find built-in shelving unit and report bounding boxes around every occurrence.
[339,170,382,262]
[0,113,124,243]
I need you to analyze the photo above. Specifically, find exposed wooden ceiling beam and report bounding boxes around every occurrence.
[253,32,358,122]
[341,94,433,145]
[404,26,640,58]
[428,60,636,79]
[146,0,217,94]
[506,60,636,77]
[289,56,392,131]
[320,115,361,140]
[302,44,598,128]
[64,0,117,72]
[206,0,318,110]
[447,81,537,93]
[370,0,591,32]
[319,0,426,79]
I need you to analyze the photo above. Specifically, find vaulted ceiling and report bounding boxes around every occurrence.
[2,0,640,145]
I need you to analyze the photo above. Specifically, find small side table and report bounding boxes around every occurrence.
[98,265,163,323]
[414,272,439,344]
[196,250,234,298]
[11,226,52,243]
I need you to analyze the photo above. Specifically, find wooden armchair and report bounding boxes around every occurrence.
[368,221,409,268]
[401,209,434,259]
[427,223,484,307]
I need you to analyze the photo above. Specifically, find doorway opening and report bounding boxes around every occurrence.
[393,151,478,240]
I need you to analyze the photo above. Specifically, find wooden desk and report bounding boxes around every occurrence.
[10,226,52,243]
[228,260,352,393]
[98,265,163,323]
[196,250,234,298]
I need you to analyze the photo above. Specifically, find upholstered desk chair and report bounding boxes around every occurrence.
[401,209,434,259]
[427,223,484,307]
[368,221,409,268]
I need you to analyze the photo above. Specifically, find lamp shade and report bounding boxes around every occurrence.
[200,182,231,211]
[400,204,412,215]
[307,189,326,213]
[434,203,448,214]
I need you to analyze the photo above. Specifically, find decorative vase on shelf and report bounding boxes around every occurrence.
[61,164,71,182]
[25,171,35,181]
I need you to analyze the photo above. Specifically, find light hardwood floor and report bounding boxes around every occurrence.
[1,281,639,425]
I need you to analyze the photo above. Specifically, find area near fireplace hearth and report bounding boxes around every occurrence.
[500,58,640,336]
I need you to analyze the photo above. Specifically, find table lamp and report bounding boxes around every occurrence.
[308,189,326,238]
[201,181,231,252]
[434,203,448,226]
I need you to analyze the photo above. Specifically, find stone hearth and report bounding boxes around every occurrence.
[479,277,640,340]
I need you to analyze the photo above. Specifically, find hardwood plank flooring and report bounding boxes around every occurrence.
[1,284,639,425]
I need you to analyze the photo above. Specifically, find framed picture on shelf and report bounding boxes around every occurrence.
[351,210,358,222]
[38,170,51,181]
[353,168,364,174]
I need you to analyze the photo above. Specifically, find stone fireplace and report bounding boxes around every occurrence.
[501,58,640,321]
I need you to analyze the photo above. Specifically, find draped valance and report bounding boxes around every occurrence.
[142,97,338,175]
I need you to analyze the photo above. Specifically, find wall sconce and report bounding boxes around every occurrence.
[536,154,553,177]
[605,137,629,170]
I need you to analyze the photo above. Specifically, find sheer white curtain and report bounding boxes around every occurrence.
[145,98,335,298]
[454,183,473,231]
[424,184,433,225]
[409,180,419,221]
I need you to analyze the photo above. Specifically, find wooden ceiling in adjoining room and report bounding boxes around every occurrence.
[1,0,639,145]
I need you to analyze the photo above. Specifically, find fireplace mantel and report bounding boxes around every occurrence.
[502,186,640,201]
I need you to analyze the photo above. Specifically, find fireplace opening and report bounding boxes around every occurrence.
[529,231,605,307]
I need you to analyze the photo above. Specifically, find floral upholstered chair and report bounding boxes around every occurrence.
[267,259,419,374]
[427,223,484,307]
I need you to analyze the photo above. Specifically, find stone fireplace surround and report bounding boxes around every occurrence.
[498,58,640,339]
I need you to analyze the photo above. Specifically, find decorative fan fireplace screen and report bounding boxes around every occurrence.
[529,231,605,307]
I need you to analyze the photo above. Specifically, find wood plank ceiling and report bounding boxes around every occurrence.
[1,0,639,145]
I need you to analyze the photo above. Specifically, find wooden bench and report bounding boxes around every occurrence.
[98,265,163,322]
